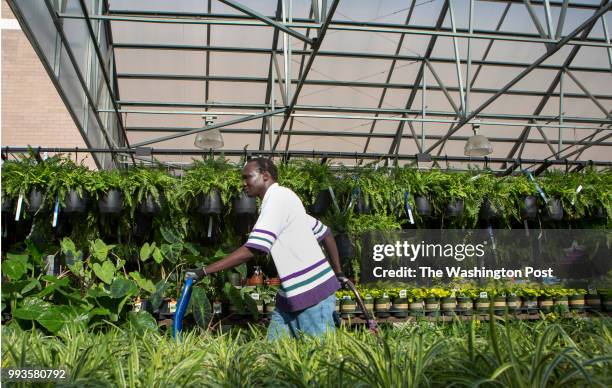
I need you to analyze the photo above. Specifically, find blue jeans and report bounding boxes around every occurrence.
[267,293,336,341]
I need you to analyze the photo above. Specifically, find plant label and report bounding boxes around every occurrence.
[15,194,23,221]
[480,291,488,299]
[250,293,260,301]
[213,302,222,315]
[169,299,177,313]
[399,290,407,298]
[52,196,60,227]
[342,295,351,300]
[383,293,388,298]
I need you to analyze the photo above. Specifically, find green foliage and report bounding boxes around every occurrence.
[3,318,612,386]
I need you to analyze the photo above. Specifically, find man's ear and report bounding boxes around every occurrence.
[261,170,272,181]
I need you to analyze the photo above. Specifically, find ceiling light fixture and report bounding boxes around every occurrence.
[194,115,223,149]
[464,120,493,157]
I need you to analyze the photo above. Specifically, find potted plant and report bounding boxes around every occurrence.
[457,288,476,315]
[126,167,175,215]
[601,289,612,312]
[339,290,356,318]
[568,288,586,312]
[515,285,539,314]
[585,292,602,312]
[46,159,94,214]
[553,288,570,314]
[538,288,554,313]
[391,288,409,318]
[506,293,521,314]
[371,289,391,318]
[262,287,277,314]
[279,159,334,216]
[439,289,456,316]
[90,169,133,214]
[425,287,447,316]
[178,157,241,216]
[395,169,433,217]
[475,291,491,314]
[409,288,426,316]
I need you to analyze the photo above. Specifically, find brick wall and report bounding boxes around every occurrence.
[1,0,96,169]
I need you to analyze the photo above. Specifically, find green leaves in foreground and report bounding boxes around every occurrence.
[2,317,611,386]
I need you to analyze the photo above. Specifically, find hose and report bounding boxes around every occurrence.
[172,277,194,340]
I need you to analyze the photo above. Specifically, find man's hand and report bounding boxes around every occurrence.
[185,267,206,282]
[336,272,349,288]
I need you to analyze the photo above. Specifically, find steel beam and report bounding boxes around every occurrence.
[132,108,286,147]
[271,0,340,151]
[361,1,418,157]
[116,72,612,100]
[78,0,135,165]
[63,13,612,48]
[388,1,449,155]
[111,43,611,73]
[555,0,570,40]
[425,1,612,155]
[218,0,313,45]
[603,16,612,70]
[523,0,555,50]
[448,0,466,115]
[4,146,610,168]
[565,70,612,118]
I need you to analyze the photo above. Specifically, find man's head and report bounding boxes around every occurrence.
[242,158,277,198]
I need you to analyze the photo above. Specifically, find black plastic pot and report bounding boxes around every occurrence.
[197,189,223,215]
[594,206,607,220]
[414,196,432,217]
[309,190,330,216]
[28,189,45,213]
[63,190,88,213]
[98,189,124,214]
[139,193,165,214]
[1,194,13,214]
[233,192,256,215]
[335,233,355,259]
[479,198,499,221]
[445,198,464,218]
[521,196,538,220]
[544,198,564,221]
[354,193,371,214]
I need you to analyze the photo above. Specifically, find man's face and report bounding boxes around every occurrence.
[242,162,265,197]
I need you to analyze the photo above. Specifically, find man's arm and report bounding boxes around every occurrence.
[321,231,342,275]
[187,245,256,280]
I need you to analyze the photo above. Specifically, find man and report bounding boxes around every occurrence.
[186,158,348,340]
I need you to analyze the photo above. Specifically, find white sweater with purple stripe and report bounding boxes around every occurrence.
[244,183,340,312]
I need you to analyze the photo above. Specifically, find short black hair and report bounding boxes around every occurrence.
[248,157,278,181]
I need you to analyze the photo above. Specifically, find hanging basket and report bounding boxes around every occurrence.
[593,206,607,220]
[414,196,432,217]
[98,189,124,214]
[139,193,165,214]
[521,196,538,220]
[445,198,464,218]
[63,189,88,213]
[27,188,46,213]
[197,189,223,215]
[309,189,330,216]
[479,198,499,221]
[544,198,564,221]
[233,192,256,215]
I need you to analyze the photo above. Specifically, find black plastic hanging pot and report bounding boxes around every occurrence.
[1,193,13,214]
[197,189,223,215]
[445,198,464,218]
[414,196,432,217]
[233,191,256,215]
[99,189,124,214]
[63,189,88,213]
[27,188,46,213]
[335,232,355,259]
[479,198,499,221]
[354,193,371,214]
[134,214,153,239]
[309,189,330,216]
[544,198,564,221]
[521,195,538,220]
[593,206,607,220]
[139,193,165,214]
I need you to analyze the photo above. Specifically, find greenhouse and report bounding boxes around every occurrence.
[1,0,611,386]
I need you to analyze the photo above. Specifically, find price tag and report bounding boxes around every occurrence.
[342,295,351,300]
[213,301,222,315]
[250,293,260,301]
[526,171,548,204]
[404,191,414,224]
[479,291,488,299]
[399,290,407,298]
[169,300,177,313]
[588,286,596,295]
[133,299,142,312]
[571,185,583,205]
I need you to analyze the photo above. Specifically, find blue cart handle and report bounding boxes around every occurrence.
[172,277,194,340]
